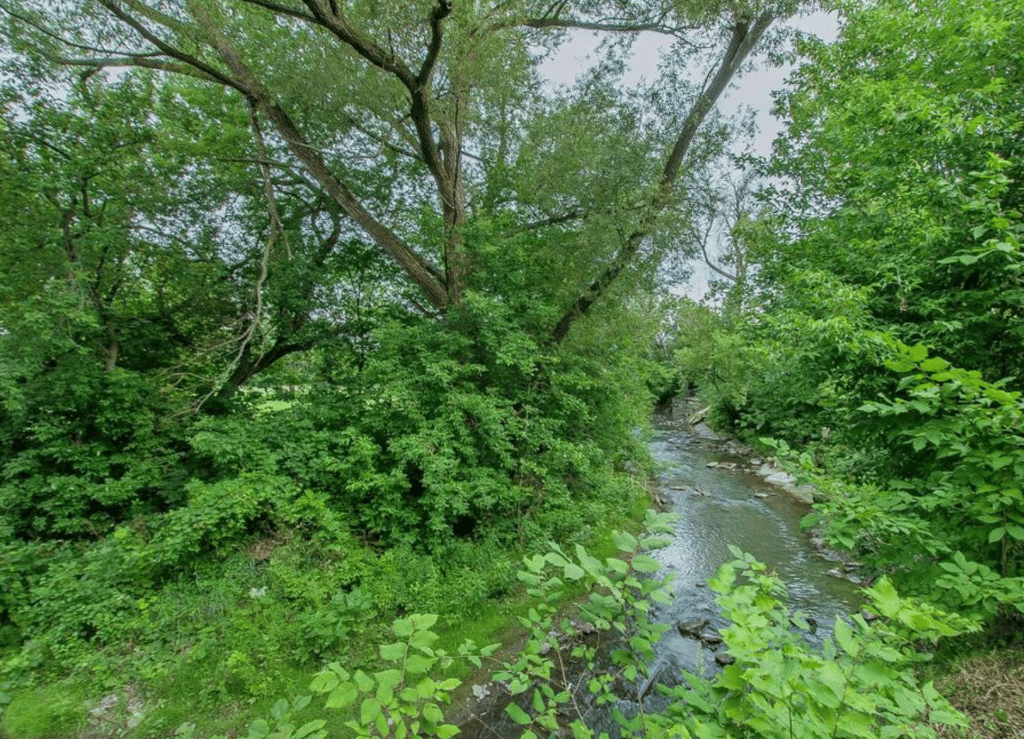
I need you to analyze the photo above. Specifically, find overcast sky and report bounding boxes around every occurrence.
[538,12,841,300]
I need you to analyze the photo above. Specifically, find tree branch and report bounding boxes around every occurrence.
[98,0,247,93]
[32,47,223,82]
[0,1,150,56]
[501,208,584,237]
[522,17,697,35]
[288,1,456,237]
[697,220,736,282]
[550,11,775,344]
[236,0,318,24]
[187,4,449,305]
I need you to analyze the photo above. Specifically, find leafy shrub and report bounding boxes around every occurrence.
[858,341,1024,578]
[660,549,976,739]
[223,528,973,739]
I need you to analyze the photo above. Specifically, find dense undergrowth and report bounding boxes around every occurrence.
[0,299,660,736]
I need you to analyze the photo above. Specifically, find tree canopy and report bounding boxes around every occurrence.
[2,0,804,351]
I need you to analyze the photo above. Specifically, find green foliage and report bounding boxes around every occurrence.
[670,298,762,417]
[492,510,677,738]
[857,340,1024,578]
[0,685,86,739]
[221,538,973,739]
[307,613,471,739]
[658,549,975,739]
[788,336,1024,629]
[686,0,1024,472]
[935,552,1024,620]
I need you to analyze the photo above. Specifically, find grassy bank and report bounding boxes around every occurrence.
[0,481,654,739]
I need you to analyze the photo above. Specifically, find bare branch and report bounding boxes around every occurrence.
[697,220,736,282]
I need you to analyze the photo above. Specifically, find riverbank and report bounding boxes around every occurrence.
[674,399,1024,739]
[447,408,870,736]
[669,398,867,586]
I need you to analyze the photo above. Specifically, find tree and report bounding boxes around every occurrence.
[765,0,1024,382]
[687,164,762,318]
[1,0,802,348]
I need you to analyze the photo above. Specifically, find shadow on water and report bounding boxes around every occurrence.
[455,409,864,737]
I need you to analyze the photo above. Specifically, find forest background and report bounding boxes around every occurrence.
[0,0,1021,736]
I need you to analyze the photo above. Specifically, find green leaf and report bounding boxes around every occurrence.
[631,555,661,574]
[989,527,1005,543]
[506,702,532,725]
[248,719,270,739]
[563,562,586,580]
[309,671,340,694]
[837,710,877,738]
[885,359,917,373]
[416,677,437,699]
[800,512,822,529]
[436,725,460,739]
[392,618,414,638]
[270,699,289,721]
[354,670,375,693]
[1005,524,1024,540]
[611,530,639,552]
[325,682,358,709]
[376,674,398,705]
[575,544,605,578]
[833,618,859,656]
[406,654,433,674]
[400,687,420,702]
[380,642,407,661]
[545,551,569,567]
[410,629,439,650]
[376,669,403,690]
[919,357,949,372]
[360,697,382,726]
[869,577,902,618]
[412,614,438,631]
[906,344,929,362]
[293,720,326,739]
[423,703,444,724]
[532,688,545,713]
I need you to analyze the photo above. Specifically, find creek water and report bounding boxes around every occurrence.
[642,407,863,680]
[456,408,864,735]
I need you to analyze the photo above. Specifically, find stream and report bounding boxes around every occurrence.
[456,407,865,736]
